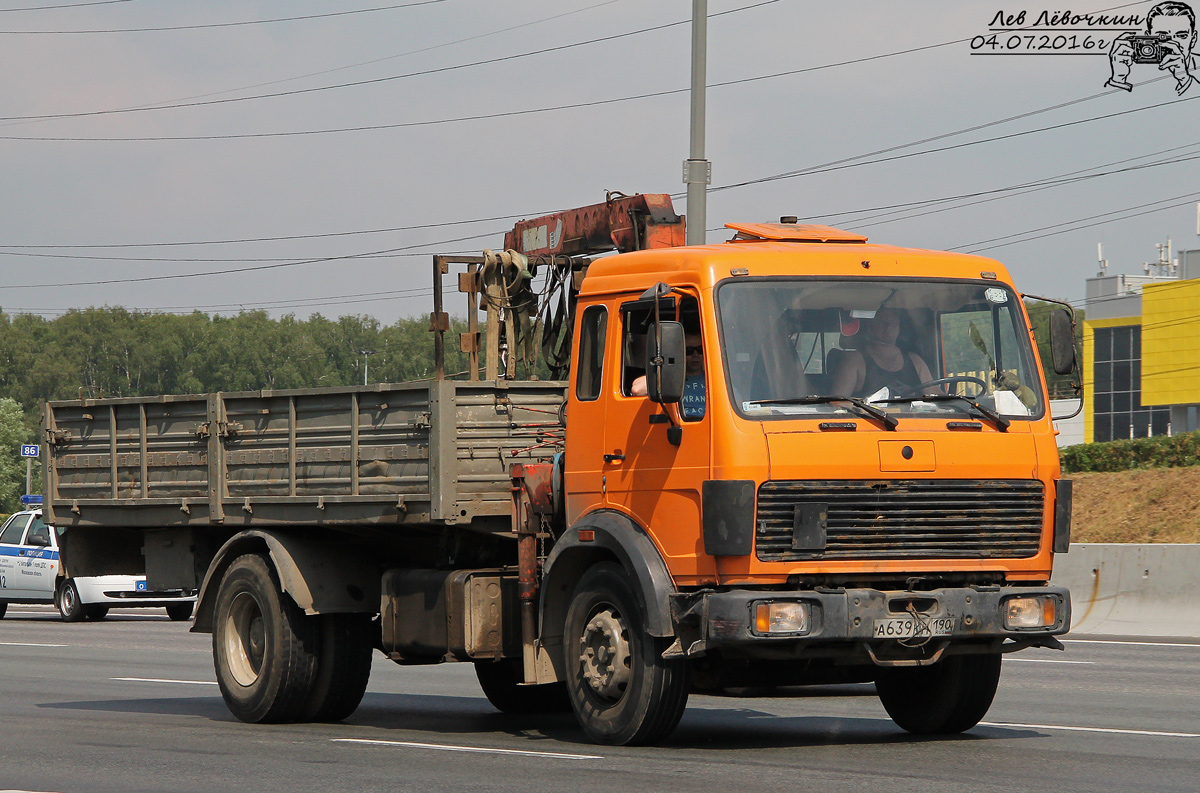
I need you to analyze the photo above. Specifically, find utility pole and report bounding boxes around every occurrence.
[684,0,710,246]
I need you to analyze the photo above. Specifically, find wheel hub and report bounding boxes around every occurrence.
[224,591,266,687]
[579,607,632,702]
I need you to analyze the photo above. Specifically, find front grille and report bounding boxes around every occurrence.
[756,479,1045,561]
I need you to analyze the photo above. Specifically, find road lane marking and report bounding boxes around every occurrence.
[0,642,67,648]
[1005,658,1095,664]
[982,722,1200,738]
[111,677,218,686]
[1064,639,1200,649]
[332,738,603,760]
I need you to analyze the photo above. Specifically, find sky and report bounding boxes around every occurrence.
[1,0,1198,324]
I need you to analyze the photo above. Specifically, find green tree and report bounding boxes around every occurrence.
[0,397,36,512]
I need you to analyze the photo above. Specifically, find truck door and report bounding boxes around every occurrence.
[0,513,33,599]
[564,304,610,525]
[602,292,712,578]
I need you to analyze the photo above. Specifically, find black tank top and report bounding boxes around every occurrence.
[856,349,920,398]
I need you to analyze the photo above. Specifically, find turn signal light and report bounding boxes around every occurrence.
[1004,596,1057,629]
[754,601,810,635]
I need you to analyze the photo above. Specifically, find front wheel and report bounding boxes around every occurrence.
[875,653,1002,734]
[563,563,689,745]
[212,554,318,723]
[58,580,87,622]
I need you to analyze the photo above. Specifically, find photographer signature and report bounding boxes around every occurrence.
[1107,1,1197,94]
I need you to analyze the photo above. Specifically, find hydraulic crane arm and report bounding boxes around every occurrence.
[504,192,685,257]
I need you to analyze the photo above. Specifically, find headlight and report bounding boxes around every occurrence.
[1004,596,1057,629]
[754,601,810,634]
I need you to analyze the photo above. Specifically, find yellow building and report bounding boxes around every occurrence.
[1141,279,1200,406]
[1082,259,1200,443]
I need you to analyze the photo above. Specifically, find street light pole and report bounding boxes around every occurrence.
[684,0,710,246]
[358,349,377,386]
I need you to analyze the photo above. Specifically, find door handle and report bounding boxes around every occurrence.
[603,453,626,463]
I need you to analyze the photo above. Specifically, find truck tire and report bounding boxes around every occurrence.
[0,602,7,619]
[166,602,194,622]
[474,659,571,714]
[563,562,689,745]
[212,553,319,723]
[875,652,1002,734]
[58,580,87,622]
[300,614,374,723]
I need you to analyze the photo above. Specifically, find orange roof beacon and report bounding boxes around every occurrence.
[41,194,1077,747]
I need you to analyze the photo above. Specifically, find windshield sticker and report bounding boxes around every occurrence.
[985,288,1008,304]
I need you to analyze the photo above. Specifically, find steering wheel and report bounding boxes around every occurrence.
[901,376,988,399]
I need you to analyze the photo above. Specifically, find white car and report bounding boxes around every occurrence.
[0,509,195,622]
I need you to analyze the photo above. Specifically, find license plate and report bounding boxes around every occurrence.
[136,580,147,591]
[873,616,955,639]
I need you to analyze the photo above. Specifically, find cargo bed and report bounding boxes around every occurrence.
[44,380,565,531]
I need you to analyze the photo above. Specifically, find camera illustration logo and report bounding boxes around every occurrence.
[1107,1,1197,94]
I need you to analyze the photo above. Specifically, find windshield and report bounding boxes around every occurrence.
[717,278,1044,421]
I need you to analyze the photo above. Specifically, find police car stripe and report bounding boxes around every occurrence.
[0,546,59,560]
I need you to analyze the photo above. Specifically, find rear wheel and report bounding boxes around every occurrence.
[58,580,87,622]
[875,653,1002,734]
[300,614,374,722]
[86,605,109,620]
[166,602,194,622]
[475,659,571,714]
[563,563,689,745]
[212,554,318,723]
[0,602,7,619]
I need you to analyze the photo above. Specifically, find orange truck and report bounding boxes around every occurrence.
[42,194,1077,746]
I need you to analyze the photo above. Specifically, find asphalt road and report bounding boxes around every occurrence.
[2,604,1198,793]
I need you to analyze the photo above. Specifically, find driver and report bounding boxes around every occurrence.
[829,308,936,399]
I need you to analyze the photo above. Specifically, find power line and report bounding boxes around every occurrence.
[0,1,446,33]
[805,143,1200,226]
[0,214,528,250]
[701,144,1200,236]
[0,1,778,123]
[0,230,507,290]
[0,249,458,263]
[956,192,1200,253]
[839,145,1200,230]
[0,6,1173,259]
[105,0,622,112]
[0,0,130,10]
[1,286,438,315]
[692,77,1182,198]
[0,30,968,141]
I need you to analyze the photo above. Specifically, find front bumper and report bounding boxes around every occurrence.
[676,585,1070,664]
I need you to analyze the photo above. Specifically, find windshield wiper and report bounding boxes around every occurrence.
[748,395,898,431]
[876,394,1010,432]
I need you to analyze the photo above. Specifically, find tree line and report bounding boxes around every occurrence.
[0,307,471,409]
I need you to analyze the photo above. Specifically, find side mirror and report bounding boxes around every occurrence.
[645,321,686,404]
[1049,308,1076,376]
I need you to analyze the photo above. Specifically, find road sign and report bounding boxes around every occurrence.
[20,444,39,458]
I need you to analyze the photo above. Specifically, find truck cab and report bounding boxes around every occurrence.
[545,222,1070,740]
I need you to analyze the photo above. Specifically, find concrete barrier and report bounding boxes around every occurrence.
[1050,544,1200,638]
